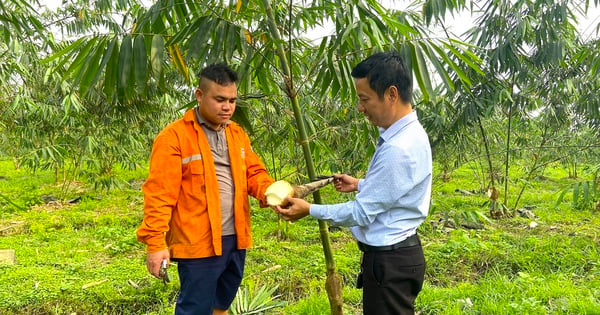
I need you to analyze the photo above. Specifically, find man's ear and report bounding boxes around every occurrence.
[195,88,203,102]
[387,85,399,103]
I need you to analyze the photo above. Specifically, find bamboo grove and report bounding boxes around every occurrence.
[1,0,600,312]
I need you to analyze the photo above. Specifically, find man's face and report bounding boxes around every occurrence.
[195,79,237,130]
[354,77,392,129]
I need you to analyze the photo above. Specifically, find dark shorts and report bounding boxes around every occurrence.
[173,235,246,315]
[360,236,426,315]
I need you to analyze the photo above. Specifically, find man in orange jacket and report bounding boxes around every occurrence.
[136,63,275,315]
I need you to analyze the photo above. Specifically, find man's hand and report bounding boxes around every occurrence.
[275,197,311,222]
[147,249,170,278]
[333,174,359,192]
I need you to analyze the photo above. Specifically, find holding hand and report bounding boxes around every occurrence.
[274,174,359,222]
[333,174,359,192]
[146,249,170,279]
[275,197,311,222]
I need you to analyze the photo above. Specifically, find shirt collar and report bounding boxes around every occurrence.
[194,106,231,131]
[378,111,418,144]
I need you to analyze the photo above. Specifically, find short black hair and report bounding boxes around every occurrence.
[351,52,412,103]
[198,63,238,87]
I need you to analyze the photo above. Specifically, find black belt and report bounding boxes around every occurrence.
[357,234,420,252]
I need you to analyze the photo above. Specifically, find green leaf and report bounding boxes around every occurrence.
[65,38,98,80]
[79,38,108,95]
[572,182,580,208]
[150,34,164,84]
[133,34,148,95]
[40,37,86,64]
[410,44,432,101]
[432,42,473,86]
[583,181,590,206]
[187,16,213,61]
[224,24,239,62]
[93,36,118,94]
[232,104,253,134]
[104,38,120,102]
[421,42,454,92]
[117,35,133,101]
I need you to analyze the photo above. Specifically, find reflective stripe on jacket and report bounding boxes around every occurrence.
[136,109,274,258]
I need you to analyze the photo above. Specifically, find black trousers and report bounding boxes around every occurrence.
[360,240,426,315]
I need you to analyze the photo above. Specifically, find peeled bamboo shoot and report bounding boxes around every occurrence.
[265,176,335,206]
[265,180,294,206]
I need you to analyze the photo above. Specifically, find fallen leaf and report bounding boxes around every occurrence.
[82,279,108,289]
[529,221,538,229]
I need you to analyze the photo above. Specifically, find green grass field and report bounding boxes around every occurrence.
[0,158,598,314]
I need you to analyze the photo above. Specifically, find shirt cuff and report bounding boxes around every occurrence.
[309,204,324,219]
[357,179,365,192]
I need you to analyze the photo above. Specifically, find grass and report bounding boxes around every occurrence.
[0,158,599,314]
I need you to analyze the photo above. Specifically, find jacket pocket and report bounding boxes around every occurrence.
[188,161,205,195]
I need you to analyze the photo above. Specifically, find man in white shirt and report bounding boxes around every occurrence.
[276,52,432,315]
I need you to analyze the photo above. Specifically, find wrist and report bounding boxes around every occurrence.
[355,179,362,192]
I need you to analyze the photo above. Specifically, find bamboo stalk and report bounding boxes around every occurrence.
[262,1,344,313]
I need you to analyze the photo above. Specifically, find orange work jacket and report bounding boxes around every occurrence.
[136,109,274,258]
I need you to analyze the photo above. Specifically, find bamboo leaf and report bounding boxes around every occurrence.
[65,38,97,80]
[432,42,473,86]
[583,181,590,205]
[117,35,133,101]
[79,38,108,95]
[446,39,484,75]
[133,34,148,95]
[420,42,454,92]
[423,0,434,24]
[410,44,432,101]
[367,19,385,51]
[93,36,118,93]
[572,182,580,208]
[40,37,86,64]
[244,29,252,44]
[150,34,164,80]
[232,104,253,134]
[224,24,238,61]
[168,43,190,84]
[104,38,120,102]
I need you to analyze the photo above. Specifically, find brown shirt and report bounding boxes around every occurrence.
[195,107,235,236]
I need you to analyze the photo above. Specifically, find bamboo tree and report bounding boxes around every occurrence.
[502,75,515,209]
[262,1,343,313]
[476,116,495,188]
[11,0,498,310]
[432,0,600,220]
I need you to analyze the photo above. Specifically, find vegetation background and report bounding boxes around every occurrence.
[1,0,599,314]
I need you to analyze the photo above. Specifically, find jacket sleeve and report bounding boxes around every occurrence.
[136,130,182,253]
[243,134,274,207]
